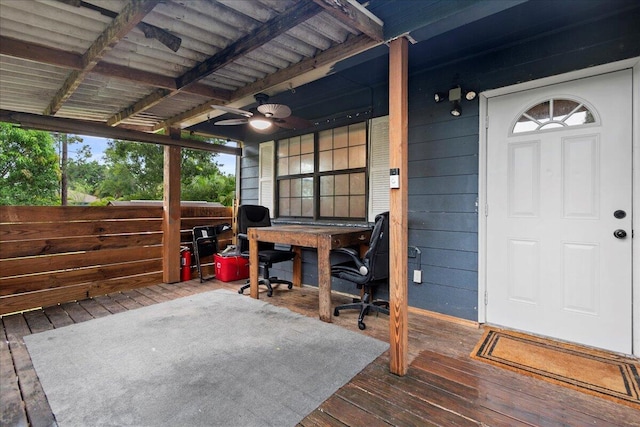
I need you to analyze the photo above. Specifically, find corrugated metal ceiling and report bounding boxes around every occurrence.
[0,0,383,139]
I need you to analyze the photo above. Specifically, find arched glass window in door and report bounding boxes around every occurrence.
[512,98,597,134]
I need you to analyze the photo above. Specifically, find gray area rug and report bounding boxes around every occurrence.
[24,289,388,426]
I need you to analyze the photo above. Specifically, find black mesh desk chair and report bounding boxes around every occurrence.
[331,212,389,330]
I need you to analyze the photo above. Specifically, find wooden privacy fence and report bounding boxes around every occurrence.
[0,205,233,316]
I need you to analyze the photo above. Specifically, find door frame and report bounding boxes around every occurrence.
[478,57,640,356]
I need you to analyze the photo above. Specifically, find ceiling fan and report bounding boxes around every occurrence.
[211,93,311,133]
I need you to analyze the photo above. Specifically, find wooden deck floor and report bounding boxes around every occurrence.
[2,280,638,426]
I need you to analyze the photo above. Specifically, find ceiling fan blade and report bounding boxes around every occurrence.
[257,103,291,119]
[274,115,312,130]
[210,105,253,118]
[214,118,249,125]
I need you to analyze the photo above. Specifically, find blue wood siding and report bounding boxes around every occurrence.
[405,81,480,319]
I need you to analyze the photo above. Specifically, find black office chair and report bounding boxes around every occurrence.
[331,212,389,330]
[237,205,295,297]
[193,223,231,282]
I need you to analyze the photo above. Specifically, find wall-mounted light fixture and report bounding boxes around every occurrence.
[464,90,477,101]
[433,85,477,117]
[450,100,462,117]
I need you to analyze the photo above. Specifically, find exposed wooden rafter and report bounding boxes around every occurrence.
[0,36,232,102]
[174,1,323,90]
[107,89,172,127]
[0,109,241,156]
[312,0,384,42]
[233,34,378,101]
[43,0,161,116]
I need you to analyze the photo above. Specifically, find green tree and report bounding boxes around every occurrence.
[66,144,106,196]
[0,123,60,205]
[97,139,235,205]
[182,174,236,206]
[52,132,84,205]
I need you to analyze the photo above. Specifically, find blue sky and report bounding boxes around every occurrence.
[76,135,237,175]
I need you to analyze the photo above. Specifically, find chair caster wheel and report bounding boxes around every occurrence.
[334,309,340,316]
[267,290,273,297]
[358,322,366,330]
[288,283,293,290]
[238,289,244,294]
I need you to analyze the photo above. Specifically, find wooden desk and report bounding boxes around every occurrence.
[248,225,371,322]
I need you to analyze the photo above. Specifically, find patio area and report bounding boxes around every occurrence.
[2,279,637,426]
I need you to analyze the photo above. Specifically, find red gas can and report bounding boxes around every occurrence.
[180,247,192,281]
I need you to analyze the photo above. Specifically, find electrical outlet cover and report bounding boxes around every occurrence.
[413,270,422,283]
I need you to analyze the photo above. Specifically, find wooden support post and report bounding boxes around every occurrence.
[162,129,181,283]
[317,235,332,322]
[292,246,303,287]
[249,230,259,299]
[388,37,409,376]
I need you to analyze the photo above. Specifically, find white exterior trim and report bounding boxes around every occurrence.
[478,57,640,356]
[258,141,275,216]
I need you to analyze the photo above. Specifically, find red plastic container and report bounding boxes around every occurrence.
[214,254,250,282]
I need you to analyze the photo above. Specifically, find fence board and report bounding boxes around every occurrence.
[0,206,164,222]
[0,272,163,316]
[3,233,163,258]
[0,284,91,316]
[0,259,162,296]
[88,272,164,298]
[1,220,162,241]
[1,246,162,277]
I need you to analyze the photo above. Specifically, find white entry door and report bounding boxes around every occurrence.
[485,70,633,354]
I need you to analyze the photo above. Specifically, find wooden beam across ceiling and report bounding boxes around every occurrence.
[174,0,324,90]
[107,89,173,127]
[0,109,241,156]
[312,0,384,42]
[0,36,232,102]
[44,0,161,116]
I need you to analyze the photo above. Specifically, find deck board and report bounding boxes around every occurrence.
[0,319,28,427]
[3,313,55,427]
[1,279,638,426]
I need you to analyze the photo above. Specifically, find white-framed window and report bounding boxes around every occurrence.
[258,117,389,222]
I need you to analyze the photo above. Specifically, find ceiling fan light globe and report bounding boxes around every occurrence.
[249,118,272,130]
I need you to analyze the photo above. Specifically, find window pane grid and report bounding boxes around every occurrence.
[318,172,366,219]
[276,123,367,220]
